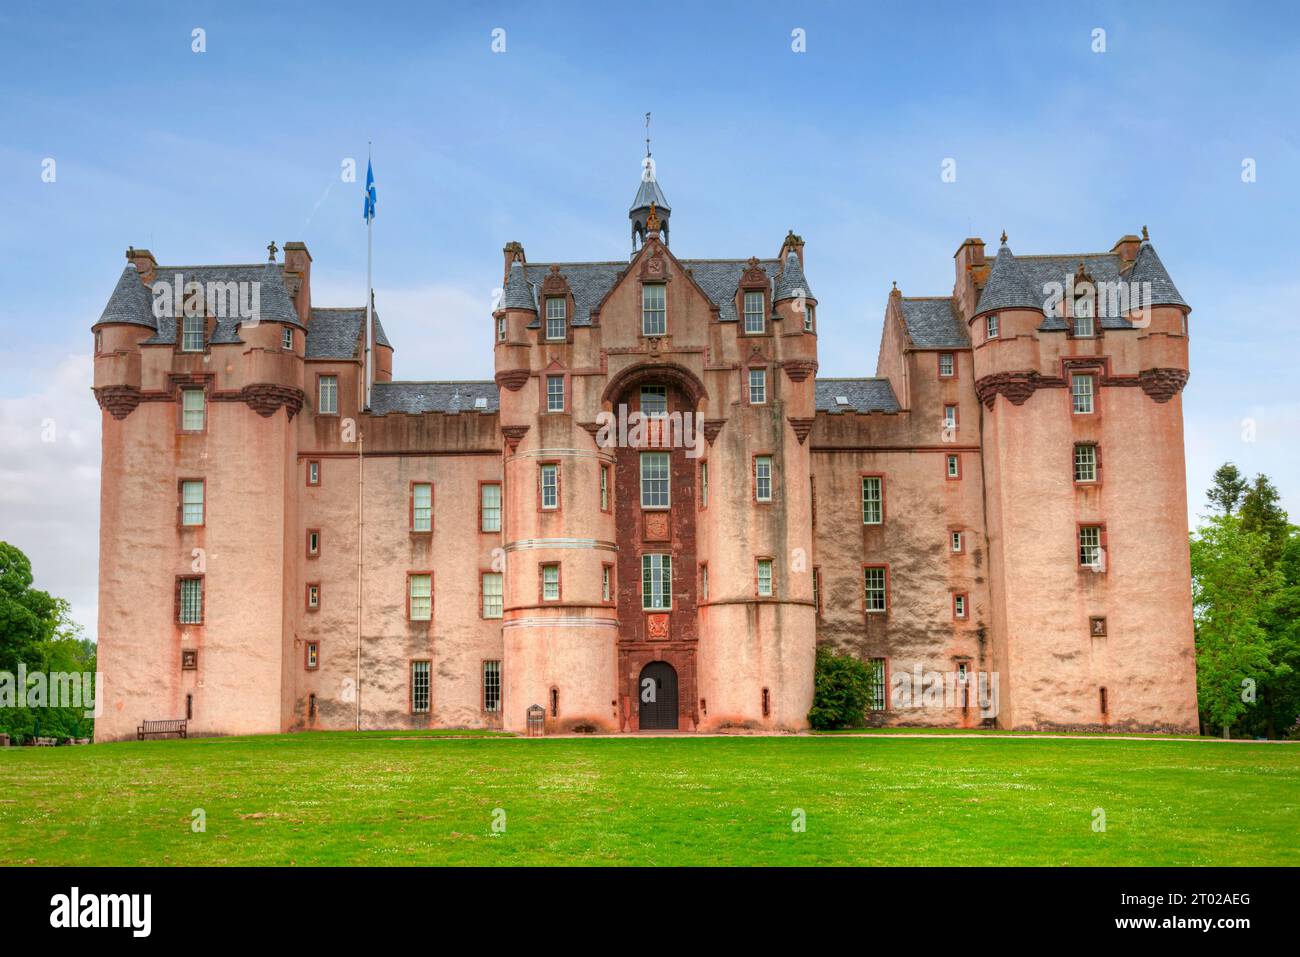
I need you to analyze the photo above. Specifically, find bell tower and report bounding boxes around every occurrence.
[630,114,671,251]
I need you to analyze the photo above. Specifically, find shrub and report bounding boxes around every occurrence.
[808,646,878,730]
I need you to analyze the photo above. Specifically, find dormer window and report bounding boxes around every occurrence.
[1073,290,1095,337]
[743,291,765,334]
[181,314,205,352]
[985,314,999,340]
[642,284,666,336]
[545,297,567,340]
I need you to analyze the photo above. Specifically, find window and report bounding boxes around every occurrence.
[804,303,815,333]
[550,687,559,718]
[496,315,506,342]
[868,658,887,710]
[541,563,560,601]
[411,661,430,714]
[600,465,610,511]
[943,405,958,431]
[546,375,564,412]
[481,572,503,619]
[864,566,887,613]
[954,593,968,619]
[812,567,821,615]
[181,389,205,431]
[545,297,567,340]
[308,692,316,717]
[640,385,668,417]
[939,352,955,377]
[642,283,666,336]
[306,583,320,610]
[307,460,320,486]
[1071,374,1094,414]
[1079,526,1103,568]
[94,329,103,354]
[1073,292,1094,337]
[754,455,773,503]
[540,464,559,510]
[602,565,613,603]
[699,462,709,509]
[951,530,963,553]
[307,529,320,557]
[180,480,204,526]
[481,483,501,531]
[1099,686,1109,714]
[757,558,774,597]
[182,649,198,671]
[947,454,961,479]
[178,577,203,624]
[318,375,338,415]
[985,314,999,340]
[1074,444,1098,482]
[408,573,432,621]
[743,290,765,334]
[642,554,672,610]
[861,476,883,524]
[748,368,767,404]
[181,314,204,352]
[483,661,501,713]
[640,452,670,508]
[186,694,193,720]
[282,327,293,350]
[700,563,709,602]
[411,483,432,532]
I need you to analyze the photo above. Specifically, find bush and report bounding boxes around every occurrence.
[807,646,878,730]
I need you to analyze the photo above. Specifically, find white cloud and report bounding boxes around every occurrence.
[0,353,100,638]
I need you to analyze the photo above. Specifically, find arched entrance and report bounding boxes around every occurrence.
[638,661,679,730]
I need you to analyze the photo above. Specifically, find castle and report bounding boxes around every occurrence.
[91,159,1199,738]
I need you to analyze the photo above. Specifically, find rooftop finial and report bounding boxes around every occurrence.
[1141,224,1149,241]
[1000,230,1008,246]
[267,240,278,262]
[647,202,659,233]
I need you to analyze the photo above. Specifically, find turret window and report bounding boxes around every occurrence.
[282,328,293,350]
[545,297,567,340]
[181,314,205,352]
[803,303,815,333]
[743,291,765,334]
[757,558,774,597]
[496,315,506,342]
[642,283,666,336]
[985,314,999,340]
[541,563,561,601]
[539,464,559,510]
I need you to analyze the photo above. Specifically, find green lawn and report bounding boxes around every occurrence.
[1,732,1296,866]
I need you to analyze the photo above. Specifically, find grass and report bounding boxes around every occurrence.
[1,731,1296,866]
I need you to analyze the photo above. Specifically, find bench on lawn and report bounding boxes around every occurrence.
[33,737,58,747]
[137,719,187,740]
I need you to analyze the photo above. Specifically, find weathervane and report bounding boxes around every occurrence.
[645,111,651,158]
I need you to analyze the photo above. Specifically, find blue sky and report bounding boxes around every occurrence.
[2,1,1298,635]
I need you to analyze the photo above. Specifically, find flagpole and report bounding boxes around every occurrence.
[364,143,373,413]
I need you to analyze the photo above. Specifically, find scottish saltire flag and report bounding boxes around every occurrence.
[363,159,376,222]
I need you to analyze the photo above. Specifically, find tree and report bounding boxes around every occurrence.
[1190,516,1280,737]
[0,541,59,674]
[1239,474,1290,568]
[808,646,879,730]
[1206,463,1249,515]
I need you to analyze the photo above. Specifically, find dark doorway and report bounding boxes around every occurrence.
[638,661,679,730]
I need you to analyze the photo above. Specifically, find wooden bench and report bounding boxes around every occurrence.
[137,719,187,740]
[33,737,58,747]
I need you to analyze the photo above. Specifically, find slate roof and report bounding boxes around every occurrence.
[974,240,1186,329]
[305,307,392,360]
[899,297,969,348]
[630,176,671,213]
[522,262,628,325]
[774,252,813,302]
[110,261,307,345]
[814,378,901,414]
[369,380,500,416]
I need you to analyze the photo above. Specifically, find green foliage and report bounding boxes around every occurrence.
[808,645,878,730]
[1206,462,1248,515]
[1239,474,1290,568]
[0,542,96,744]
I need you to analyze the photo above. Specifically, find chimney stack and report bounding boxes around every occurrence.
[283,241,312,324]
[503,241,526,282]
[779,230,805,268]
[1111,232,1142,267]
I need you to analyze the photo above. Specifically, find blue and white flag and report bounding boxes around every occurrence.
[363,159,376,222]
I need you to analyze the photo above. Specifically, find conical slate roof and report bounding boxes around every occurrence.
[630,175,670,213]
[774,251,813,302]
[501,260,537,311]
[974,243,1042,315]
[1129,242,1188,309]
[97,264,155,328]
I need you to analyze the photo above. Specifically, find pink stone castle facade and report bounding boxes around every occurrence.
[91,166,1199,739]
